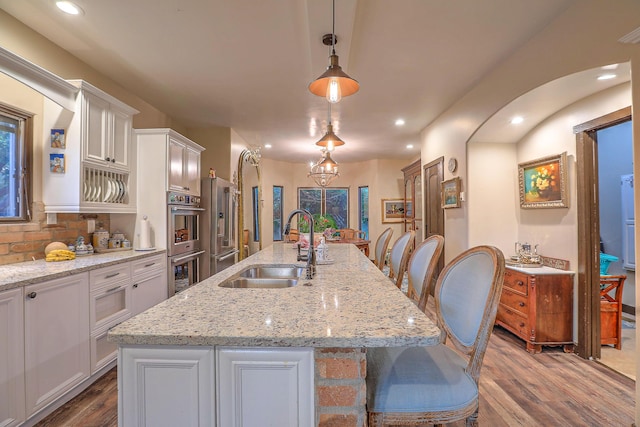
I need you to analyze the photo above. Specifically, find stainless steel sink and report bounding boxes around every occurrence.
[238,265,305,279]
[218,277,299,289]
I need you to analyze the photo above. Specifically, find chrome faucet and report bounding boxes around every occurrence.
[284,209,316,279]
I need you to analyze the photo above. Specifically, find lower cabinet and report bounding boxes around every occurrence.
[0,287,25,427]
[131,254,167,316]
[118,346,314,427]
[24,273,91,417]
[119,346,215,427]
[216,347,314,427]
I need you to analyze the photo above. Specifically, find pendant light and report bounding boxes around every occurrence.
[315,103,345,151]
[308,0,359,103]
[308,150,340,187]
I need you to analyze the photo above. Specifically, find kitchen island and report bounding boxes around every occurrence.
[108,243,440,427]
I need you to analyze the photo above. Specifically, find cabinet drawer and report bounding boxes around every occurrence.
[90,263,131,289]
[503,270,528,296]
[91,328,119,374]
[90,280,131,332]
[131,254,166,277]
[500,289,528,316]
[497,304,529,338]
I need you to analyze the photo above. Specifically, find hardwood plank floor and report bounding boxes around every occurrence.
[37,327,635,426]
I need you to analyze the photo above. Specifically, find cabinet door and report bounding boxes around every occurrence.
[131,270,168,316]
[83,91,110,165]
[216,347,314,427]
[168,137,187,192]
[0,288,25,427]
[110,106,132,170]
[186,147,201,196]
[120,346,214,427]
[24,273,90,416]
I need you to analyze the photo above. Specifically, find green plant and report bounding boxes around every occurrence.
[297,213,337,233]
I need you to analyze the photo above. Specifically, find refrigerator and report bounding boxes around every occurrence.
[200,177,238,279]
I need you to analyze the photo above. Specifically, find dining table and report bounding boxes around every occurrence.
[327,237,371,257]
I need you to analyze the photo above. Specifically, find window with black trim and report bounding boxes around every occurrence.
[297,187,349,229]
[0,104,32,222]
[273,185,283,241]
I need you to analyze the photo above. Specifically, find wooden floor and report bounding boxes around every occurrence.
[36,327,635,426]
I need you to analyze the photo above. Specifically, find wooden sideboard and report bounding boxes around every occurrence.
[495,267,574,353]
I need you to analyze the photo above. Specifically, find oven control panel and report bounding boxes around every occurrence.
[167,191,200,207]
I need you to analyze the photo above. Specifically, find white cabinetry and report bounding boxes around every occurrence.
[216,347,314,427]
[120,346,214,427]
[24,273,90,417]
[135,129,205,249]
[131,254,168,316]
[89,263,132,373]
[43,80,139,213]
[0,288,25,427]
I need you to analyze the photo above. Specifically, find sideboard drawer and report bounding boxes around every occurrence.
[502,270,528,296]
[500,289,528,316]
[497,305,529,338]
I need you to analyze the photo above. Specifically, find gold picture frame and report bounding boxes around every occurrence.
[441,177,461,209]
[381,199,406,223]
[518,152,568,209]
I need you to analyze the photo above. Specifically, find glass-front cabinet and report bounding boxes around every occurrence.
[402,159,423,245]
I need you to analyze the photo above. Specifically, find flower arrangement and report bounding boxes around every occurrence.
[298,213,337,233]
[528,165,557,197]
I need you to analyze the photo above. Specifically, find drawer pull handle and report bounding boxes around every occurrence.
[133,283,139,288]
[27,291,37,299]
[144,263,155,267]
[105,157,111,162]
[516,281,524,286]
[105,272,120,279]
[519,322,525,327]
[519,302,525,307]
[105,286,122,294]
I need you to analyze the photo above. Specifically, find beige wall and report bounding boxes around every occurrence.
[185,126,232,181]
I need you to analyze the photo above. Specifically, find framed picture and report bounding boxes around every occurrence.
[50,128,66,149]
[50,153,65,173]
[518,152,568,209]
[441,177,461,208]
[381,199,405,223]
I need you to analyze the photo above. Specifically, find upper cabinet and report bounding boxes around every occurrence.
[43,80,139,213]
[136,128,204,197]
[168,136,202,195]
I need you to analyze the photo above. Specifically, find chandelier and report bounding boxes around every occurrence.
[308,0,359,103]
[308,150,339,187]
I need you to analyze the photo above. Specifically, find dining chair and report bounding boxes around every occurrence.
[385,230,415,290]
[373,227,393,270]
[338,228,357,239]
[600,274,627,350]
[406,234,444,312]
[366,245,505,427]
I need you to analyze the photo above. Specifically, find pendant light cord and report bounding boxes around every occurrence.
[331,0,336,55]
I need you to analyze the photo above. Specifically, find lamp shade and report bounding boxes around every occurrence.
[309,54,359,103]
[315,123,345,150]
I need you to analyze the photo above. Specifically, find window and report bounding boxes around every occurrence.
[297,187,349,229]
[273,185,283,241]
[0,105,32,221]
[358,186,369,239]
[252,186,260,242]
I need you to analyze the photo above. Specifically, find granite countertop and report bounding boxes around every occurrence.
[0,248,166,291]
[506,264,575,275]
[109,243,441,348]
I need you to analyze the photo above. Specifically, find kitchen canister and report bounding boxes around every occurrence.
[92,228,109,250]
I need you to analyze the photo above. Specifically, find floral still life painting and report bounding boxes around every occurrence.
[518,152,568,209]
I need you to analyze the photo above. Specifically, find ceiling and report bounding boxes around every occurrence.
[0,0,634,164]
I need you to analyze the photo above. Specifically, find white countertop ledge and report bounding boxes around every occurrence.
[108,243,441,348]
[0,248,166,291]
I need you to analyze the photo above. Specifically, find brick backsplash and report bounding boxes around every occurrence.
[0,202,110,265]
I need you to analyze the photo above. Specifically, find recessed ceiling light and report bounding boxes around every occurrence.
[395,119,405,126]
[264,144,272,149]
[510,116,524,125]
[56,1,84,15]
[406,144,414,149]
[597,74,616,80]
